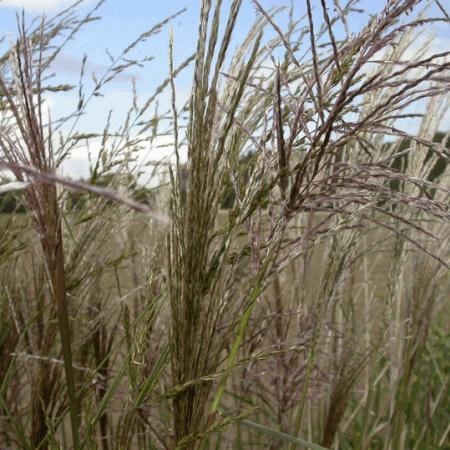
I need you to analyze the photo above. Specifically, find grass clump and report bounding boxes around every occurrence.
[0,0,449,449]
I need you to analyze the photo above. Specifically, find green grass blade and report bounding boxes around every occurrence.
[82,359,128,447]
[133,344,170,408]
[240,419,330,450]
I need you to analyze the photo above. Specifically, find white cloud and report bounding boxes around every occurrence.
[0,181,31,194]
[0,0,76,12]
[440,107,450,132]
[59,133,187,187]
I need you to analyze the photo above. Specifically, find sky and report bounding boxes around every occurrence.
[0,0,448,180]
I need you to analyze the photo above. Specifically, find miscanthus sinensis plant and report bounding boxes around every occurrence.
[0,0,449,449]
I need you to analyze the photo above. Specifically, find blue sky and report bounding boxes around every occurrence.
[0,0,448,179]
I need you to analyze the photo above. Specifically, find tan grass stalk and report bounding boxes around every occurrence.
[0,21,81,448]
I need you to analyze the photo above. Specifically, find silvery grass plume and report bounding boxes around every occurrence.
[0,17,83,450]
[0,4,189,450]
[166,0,450,448]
